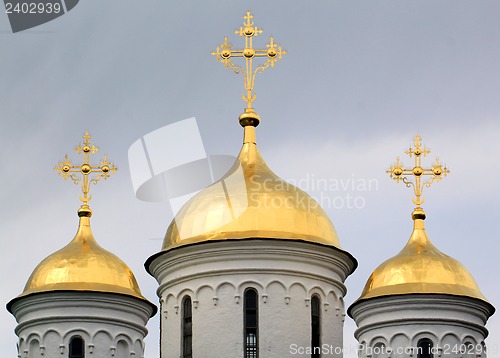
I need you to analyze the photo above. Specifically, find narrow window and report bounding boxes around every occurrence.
[373,343,387,358]
[463,342,475,358]
[311,296,321,358]
[244,288,258,358]
[182,296,193,358]
[116,340,129,358]
[28,339,40,358]
[417,339,433,358]
[69,336,85,358]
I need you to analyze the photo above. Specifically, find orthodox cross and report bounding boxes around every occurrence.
[387,135,449,208]
[212,11,286,123]
[54,131,117,207]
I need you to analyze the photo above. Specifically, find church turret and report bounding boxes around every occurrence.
[146,12,357,358]
[7,132,156,358]
[348,135,494,358]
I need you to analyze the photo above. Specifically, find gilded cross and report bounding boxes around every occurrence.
[212,11,286,124]
[387,135,449,208]
[54,131,117,206]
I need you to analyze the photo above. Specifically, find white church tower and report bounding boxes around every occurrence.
[146,12,357,358]
[348,135,495,358]
[7,133,156,358]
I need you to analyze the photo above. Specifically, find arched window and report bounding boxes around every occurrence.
[28,339,40,358]
[462,341,475,358]
[358,342,367,358]
[372,343,387,358]
[182,296,193,358]
[116,340,129,358]
[68,336,85,358]
[244,288,258,358]
[311,295,321,358]
[417,338,433,358]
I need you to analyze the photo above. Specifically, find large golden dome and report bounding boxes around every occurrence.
[352,211,489,306]
[162,126,341,250]
[8,207,154,312]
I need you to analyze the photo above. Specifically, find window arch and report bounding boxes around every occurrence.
[417,338,433,358]
[244,288,258,358]
[181,296,193,358]
[311,295,321,358]
[68,336,85,358]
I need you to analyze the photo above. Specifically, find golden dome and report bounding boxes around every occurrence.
[352,210,489,306]
[9,207,154,313]
[162,126,341,250]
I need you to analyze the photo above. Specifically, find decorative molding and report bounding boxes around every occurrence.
[265,280,288,294]
[158,268,347,302]
[351,294,492,323]
[437,346,443,357]
[152,240,353,297]
[148,239,356,285]
[161,278,342,312]
[11,292,153,322]
[356,317,488,340]
[13,294,152,336]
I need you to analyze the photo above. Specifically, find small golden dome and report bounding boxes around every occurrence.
[353,212,490,306]
[162,126,341,250]
[9,207,154,313]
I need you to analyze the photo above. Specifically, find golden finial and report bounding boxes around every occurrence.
[387,135,450,218]
[211,11,286,127]
[54,131,117,215]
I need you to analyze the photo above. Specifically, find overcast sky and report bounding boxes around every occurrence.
[1,1,499,357]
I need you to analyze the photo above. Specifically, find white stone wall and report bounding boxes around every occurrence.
[148,239,356,358]
[10,291,155,358]
[350,295,493,358]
